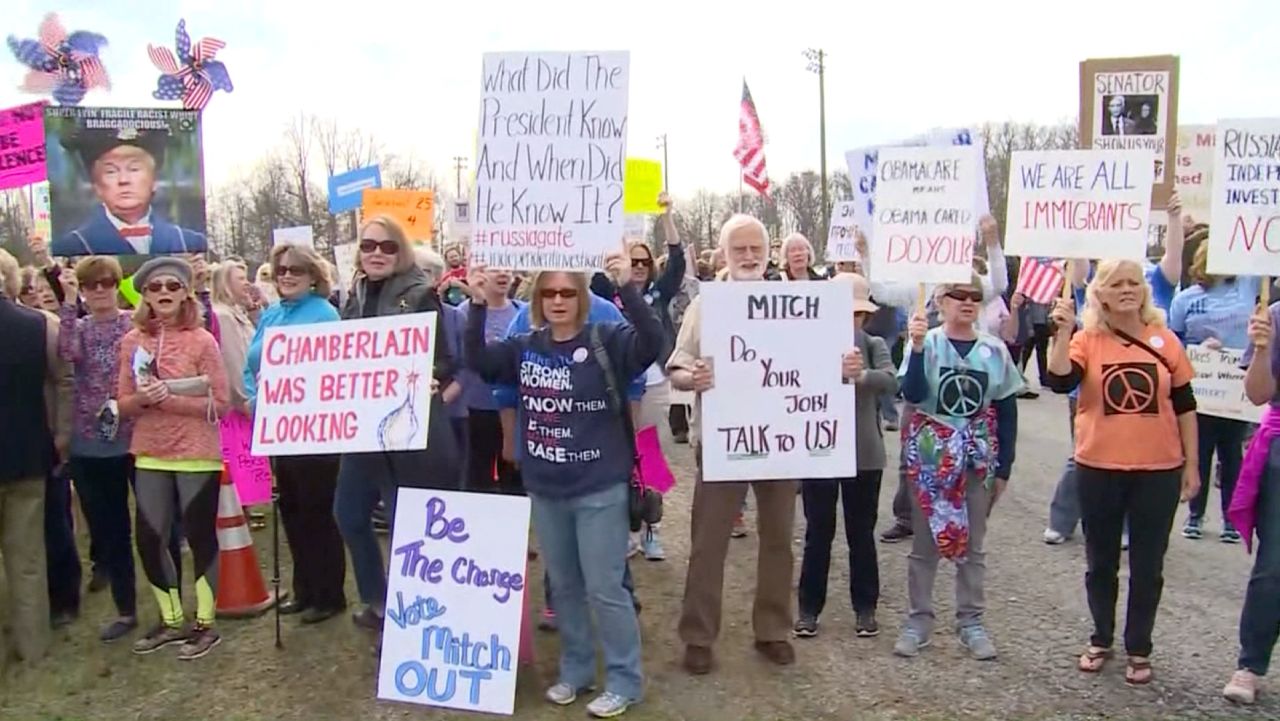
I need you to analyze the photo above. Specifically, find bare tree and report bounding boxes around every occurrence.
[283,112,313,223]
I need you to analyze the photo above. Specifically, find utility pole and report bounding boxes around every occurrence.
[655,134,669,191]
[804,48,829,242]
[452,156,467,198]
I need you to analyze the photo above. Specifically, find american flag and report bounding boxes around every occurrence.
[1016,257,1065,305]
[733,80,771,196]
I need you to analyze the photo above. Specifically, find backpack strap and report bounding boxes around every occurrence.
[589,324,638,460]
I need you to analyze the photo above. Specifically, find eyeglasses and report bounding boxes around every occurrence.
[274,265,310,278]
[539,288,579,300]
[84,278,119,291]
[630,258,653,268]
[145,280,185,294]
[359,239,400,255]
[944,289,983,303]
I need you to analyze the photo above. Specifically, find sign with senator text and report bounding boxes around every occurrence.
[1187,344,1263,424]
[870,144,980,284]
[473,51,630,271]
[1207,119,1280,277]
[378,489,530,715]
[699,282,856,481]
[251,314,437,456]
[1004,149,1153,260]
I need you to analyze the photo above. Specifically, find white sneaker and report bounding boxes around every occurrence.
[1043,529,1067,545]
[587,691,636,718]
[627,533,642,558]
[1224,669,1258,705]
[545,682,588,706]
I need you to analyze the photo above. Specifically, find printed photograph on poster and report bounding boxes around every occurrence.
[1207,118,1280,277]
[1146,217,1168,262]
[699,282,856,482]
[45,106,206,256]
[377,488,530,715]
[0,101,48,191]
[869,144,980,284]
[473,51,630,271]
[1175,124,1215,224]
[1079,55,1179,207]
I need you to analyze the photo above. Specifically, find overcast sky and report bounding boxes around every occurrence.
[5,0,1277,198]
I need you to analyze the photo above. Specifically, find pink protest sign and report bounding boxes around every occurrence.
[0,102,48,191]
[220,411,273,505]
[635,425,676,494]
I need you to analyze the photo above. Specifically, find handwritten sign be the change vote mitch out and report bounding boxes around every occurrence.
[251,314,438,456]
[870,144,980,284]
[699,282,856,482]
[377,489,530,715]
[473,51,630,271]
[1207,119,1280,277]
[1004,149,1154,260]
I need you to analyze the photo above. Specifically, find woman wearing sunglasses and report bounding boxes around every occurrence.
[893,275,1023,662]
[116,257,230,660]
[335,216,459,636]
[466,250,662,718]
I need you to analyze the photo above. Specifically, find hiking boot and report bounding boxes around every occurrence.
[754,640,795,666]
[1224,669,1258,705]
[1222,524,1242,544]
[880,524,913,543]
[1182,516,1203,540]
[958,625,998,660]
[177,624,221,661]
[683,645,713,675]
[99,616,137,643]
[793,614,819,638]
[132,623,190,655]
[587,691,636,718]
[893,627,930,657]
[855,611,880,638]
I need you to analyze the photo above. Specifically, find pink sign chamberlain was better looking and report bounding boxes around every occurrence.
[0,101,48,191]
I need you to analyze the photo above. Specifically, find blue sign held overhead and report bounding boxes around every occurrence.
[328,165,382,213]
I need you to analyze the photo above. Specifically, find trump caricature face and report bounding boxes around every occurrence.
[92,145,157,224]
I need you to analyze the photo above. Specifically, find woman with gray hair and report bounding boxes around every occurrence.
[780,233,824,281]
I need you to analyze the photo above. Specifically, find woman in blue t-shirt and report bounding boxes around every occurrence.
[465,251,663,719]
[1169,241,1261,543]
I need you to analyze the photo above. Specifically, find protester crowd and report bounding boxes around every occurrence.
[2,192,1279,714]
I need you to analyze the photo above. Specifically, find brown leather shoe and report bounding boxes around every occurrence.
[683,645,713,675]
[754,640,796,665]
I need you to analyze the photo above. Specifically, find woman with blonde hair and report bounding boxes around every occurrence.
[117,257,230,660]
[254,263,279,306]
[210,260,256,416]
[1046,259,1199,685]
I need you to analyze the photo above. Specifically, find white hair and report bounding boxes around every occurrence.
[414,246,446,286]
[781,232,815,265]
[717,214,768,250]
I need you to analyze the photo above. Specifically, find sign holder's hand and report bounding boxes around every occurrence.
[58,267,79,306]
[841,348,864,380]
[466,265,490,304]
[1248,307,1273,350]
[691,357,715,392]
[908,311,928,352]
[604,249,632,287]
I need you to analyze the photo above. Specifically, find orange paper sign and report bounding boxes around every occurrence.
[361,189,435,243]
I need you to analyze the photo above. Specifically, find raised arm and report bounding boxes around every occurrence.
[610,281,666,379]
[463,279,521,385]
[1160,190,1185,286]
[653,194,685,300]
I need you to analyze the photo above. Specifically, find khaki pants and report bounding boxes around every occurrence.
[906,475,990,637]
[678,449,796,647]
[0,477,49,665]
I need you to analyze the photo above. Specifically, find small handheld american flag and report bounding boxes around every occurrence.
[1015,257,1065,305]
[734,80,771,196]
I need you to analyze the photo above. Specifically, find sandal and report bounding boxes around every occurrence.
[1125,656,1153,686]
[1078,646,1112,673]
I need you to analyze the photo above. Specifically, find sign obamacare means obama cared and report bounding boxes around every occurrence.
[250,314,438,456]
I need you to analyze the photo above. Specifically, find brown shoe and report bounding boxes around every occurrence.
[754,640,796,666]
[683,645,713,675]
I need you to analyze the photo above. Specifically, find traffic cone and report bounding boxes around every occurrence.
[215,467,277,618]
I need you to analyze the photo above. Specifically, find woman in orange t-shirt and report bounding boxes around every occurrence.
[1044,259,1200,686]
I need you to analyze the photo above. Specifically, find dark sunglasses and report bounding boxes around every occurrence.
[359,239,400,255]
[539,288,580,300]
[274,265,310,278]
[631,257,653,268]
[84,278,119,291]
[145,280,185,294]
[944,289,983,303]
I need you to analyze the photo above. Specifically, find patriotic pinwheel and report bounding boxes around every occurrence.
[148,20,232,111]
[6,13,110,106]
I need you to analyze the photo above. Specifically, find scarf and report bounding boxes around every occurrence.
[903,407,998,561]
[1227,404,1280,553]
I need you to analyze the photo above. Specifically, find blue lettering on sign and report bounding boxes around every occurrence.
[449,556,526,603]
[394,662,491,705]
[421,625,513,672]
[424,496,471,543]
[386,591,448,630]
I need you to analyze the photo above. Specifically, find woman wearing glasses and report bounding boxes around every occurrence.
[893,275,1023,662]
[116,257,230,660]
[335,216,459,635]
[244,244,348,624]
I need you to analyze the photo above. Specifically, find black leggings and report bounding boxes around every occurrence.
[466,409,523,494]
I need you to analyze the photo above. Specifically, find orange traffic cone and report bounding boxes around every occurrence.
[215,468,277,618]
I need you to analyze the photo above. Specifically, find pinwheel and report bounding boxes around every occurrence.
[148,19,232,111]
[6,13,110,106]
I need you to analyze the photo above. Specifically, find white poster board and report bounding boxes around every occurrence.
[272,225,315,248]
[622,214,647,243]
[377,488,530,715]
[826,201,861,262]
[869,144,980,284]
[1187,344,1263,424]
[251,314,437,456]
[473,51,630,271]
[699,282,856,481]
[1004,149,1154,260]
[1207,118,1280,277]
[1176,124,1215,223]
[333,242,358,298]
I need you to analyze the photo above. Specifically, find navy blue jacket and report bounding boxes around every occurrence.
[53,205,207,256]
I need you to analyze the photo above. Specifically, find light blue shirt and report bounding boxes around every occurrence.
[1168,276,1261,349]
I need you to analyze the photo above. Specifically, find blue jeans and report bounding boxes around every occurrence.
[334,455,398,609]
[1239,437,1280,675]
[531,483,643,700]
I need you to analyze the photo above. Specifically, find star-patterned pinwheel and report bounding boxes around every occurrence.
[147,19,232,111]
[6,13,110,106]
